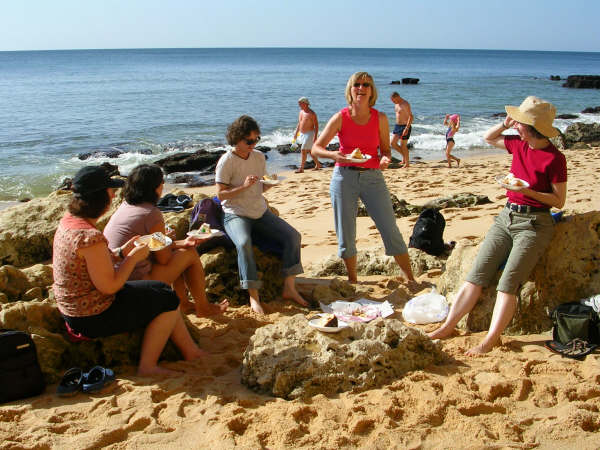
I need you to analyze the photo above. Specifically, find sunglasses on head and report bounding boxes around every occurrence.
[244,136,261,145]
[353,82,371,88]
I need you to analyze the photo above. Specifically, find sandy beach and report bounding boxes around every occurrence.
[1,147,599,449]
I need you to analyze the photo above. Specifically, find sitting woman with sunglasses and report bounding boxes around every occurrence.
[311,72,415,284]
[53,166,206,376]
[103,164,229,317]
[215,115,307,314]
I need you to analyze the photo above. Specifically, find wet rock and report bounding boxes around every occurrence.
[154,149,224,174]
[402,78,419,84]
[556,114,578,119]
[241,314,445,398]
[562,75,600,89]
[437,212,600,334]
[581,106,600,114]
[549,75,561,81]
[78,148,124,160]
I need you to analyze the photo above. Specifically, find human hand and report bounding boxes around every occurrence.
[503,117,516,128]
[128,242,150,261]
[121,235,142,256]
[180,236,205,247]
[243,175,260,188]
[165,225,176,239]
[379,155,391,170]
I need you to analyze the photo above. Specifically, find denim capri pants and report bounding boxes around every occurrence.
[329,166,408,259]
[466,206,555,294]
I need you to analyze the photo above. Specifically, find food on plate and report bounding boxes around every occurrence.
[351,309,367,317]
[349,148,364,159]
[263,174,278,181]
[199,223,211,234]
[315,313,338,328]
[148,232,167,250]
[502,173,525,187]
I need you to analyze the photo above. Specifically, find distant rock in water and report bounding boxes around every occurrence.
[556,113,578,119]
[78,148,123,160]
[582,106,600,114]
[491,112,507,118]
[549,75,561,81]
[402,78,419,84]
[154,149,225,174]
[562,75,600,89]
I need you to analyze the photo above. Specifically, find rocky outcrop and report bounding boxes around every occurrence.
[241,314,445,398]
[562,75,600,89]
[308,247,450,279]
[582,106,600,114]
[556,114,578,119]
[563,122,600,148]
[549,75,561,81]
[0,190,124,268]
[154,149,225,174]
[437,212,600,334]
[0,264,53,302]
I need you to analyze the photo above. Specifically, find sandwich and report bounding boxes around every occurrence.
[316,313,338,328]
[502,173,525,187]
[350,148,364,159]
[263,174,278,181]
[199,223,211,234]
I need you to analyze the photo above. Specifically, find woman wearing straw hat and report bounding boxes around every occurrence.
[428,96,567,355]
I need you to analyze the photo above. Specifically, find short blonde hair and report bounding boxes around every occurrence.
[345,72,378,107]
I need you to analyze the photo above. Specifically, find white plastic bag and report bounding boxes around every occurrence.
[402,289,449,324]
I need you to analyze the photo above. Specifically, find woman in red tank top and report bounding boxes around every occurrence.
[312,72,414,284]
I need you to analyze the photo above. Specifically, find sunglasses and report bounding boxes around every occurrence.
[244,136,261,145]
[353,82,371,88]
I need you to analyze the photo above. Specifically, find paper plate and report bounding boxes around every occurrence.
[308,314,349,333]
[495,174,529,190]
[187,229,225,238]
[134,234,172,251]
[344,154,372,164]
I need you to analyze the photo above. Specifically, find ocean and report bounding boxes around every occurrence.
[1,47,599,201]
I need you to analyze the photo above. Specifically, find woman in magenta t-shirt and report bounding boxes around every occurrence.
[429,96,567,355]
[311,72,414,284]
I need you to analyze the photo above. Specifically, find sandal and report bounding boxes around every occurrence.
[56,367,84,397]
[545,338,597,360]
[82,366,116,393]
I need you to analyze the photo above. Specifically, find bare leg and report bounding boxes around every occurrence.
[393,253,415,282]
[137,310,180,376]
[391,134,403,164]
[173,276,194,314]
[169,309,208,360]
[296,150,307,173]
[445,141,460,167]
[282,275,308,306]
[343,256,358,284]
[466,292,517,355]
[248,288,264,314]
[428,282,483,340]
[400,140,410,168]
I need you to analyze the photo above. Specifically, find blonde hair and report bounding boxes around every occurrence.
[345,72,378,107]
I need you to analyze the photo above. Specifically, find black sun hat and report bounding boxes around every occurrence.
[72,166,125,195]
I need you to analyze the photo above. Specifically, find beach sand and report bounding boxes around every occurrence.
[1,148,599,449]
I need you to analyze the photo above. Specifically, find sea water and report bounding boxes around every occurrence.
[1,48,599,201]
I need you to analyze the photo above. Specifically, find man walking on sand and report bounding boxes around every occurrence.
[390,92,413,168]
[293,97,321,173]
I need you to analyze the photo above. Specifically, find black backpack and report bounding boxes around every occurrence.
[0,330,45,403]
[550,302,600,345]
[409,208,446,256]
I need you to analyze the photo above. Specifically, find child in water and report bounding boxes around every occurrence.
[443,114,461,168]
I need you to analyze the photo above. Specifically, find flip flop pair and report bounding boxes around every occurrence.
[545,338,598,360]
[56,366,116,397]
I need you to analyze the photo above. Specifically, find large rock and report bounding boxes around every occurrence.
[437,212,600,334]
[154,149,224,174]
[0,189,124,267]
[0,264,53,301]
[241,314,445,399]
[563,122,600,147]
[562,75,600,89]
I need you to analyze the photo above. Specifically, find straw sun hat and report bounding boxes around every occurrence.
[505,96,560,138]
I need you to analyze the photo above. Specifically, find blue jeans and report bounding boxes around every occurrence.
[223,209,303,290]
[330,166,407,259]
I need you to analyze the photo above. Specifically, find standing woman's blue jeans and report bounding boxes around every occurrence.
[330,166,408,258]
[224,209,303,290]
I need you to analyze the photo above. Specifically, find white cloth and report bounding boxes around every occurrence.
[298,130,315,150]
[581,294,600,313]
[215,150,268,219]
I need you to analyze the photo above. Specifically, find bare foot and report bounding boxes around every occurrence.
[183,347,209,361]
[137,365,182,377]
[465,341,494,356]
[427,326,454,340]
[180,300,196,315]
[457,158,461,167]
[295,169,304,173]
[313,166,321,170]
[196,299,229,317]
[250,297,265,314]
[282,288,309,307]
[348,278,359,284]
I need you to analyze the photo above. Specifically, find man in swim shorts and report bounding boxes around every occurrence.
[390,92,413,168]
[293,97,321,173]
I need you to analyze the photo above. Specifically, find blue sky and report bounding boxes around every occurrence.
[2,0,599,52]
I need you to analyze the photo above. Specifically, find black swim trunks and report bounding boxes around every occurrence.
[393,124,411,140]
[446,137,455,143]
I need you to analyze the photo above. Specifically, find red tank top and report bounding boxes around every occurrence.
[336,107,380,169]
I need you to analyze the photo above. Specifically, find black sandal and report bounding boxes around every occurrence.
[545,338,597,360]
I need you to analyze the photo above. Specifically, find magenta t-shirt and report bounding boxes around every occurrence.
[504,135,567,208]
[103,201,164,279]
[336,107,381,169]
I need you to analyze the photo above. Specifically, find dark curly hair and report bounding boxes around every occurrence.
[226,115,261,146]
[124,164,164,205]
[68,190,111,219]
